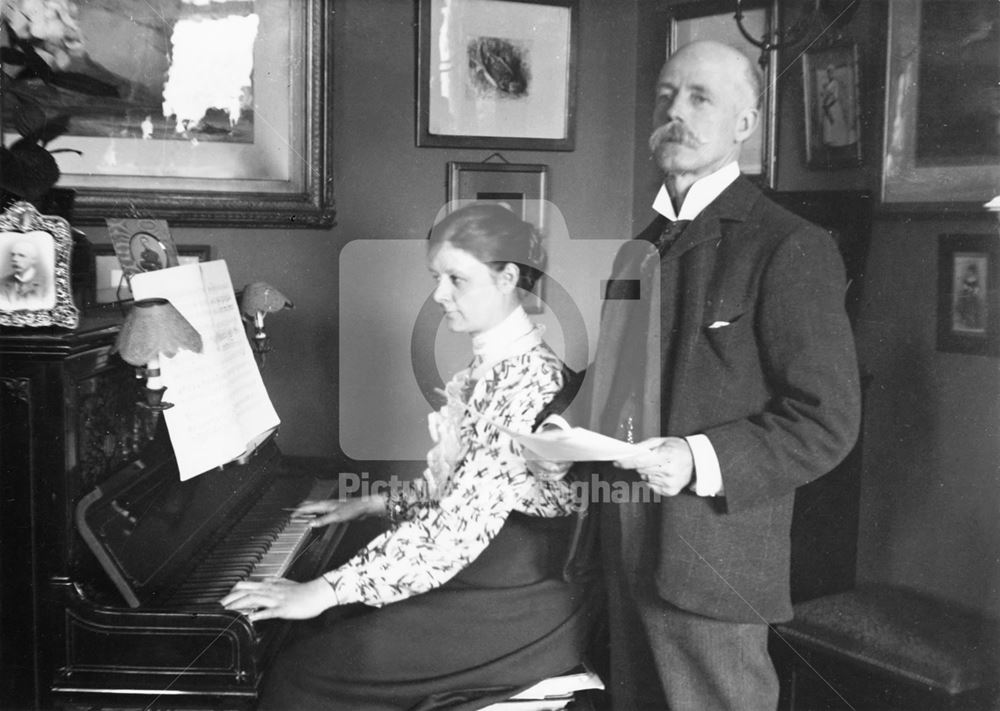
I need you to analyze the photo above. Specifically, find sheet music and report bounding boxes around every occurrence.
[464,406,646,462]
[131,261,280,480]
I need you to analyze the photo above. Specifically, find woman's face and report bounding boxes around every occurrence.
[428,242,515,336]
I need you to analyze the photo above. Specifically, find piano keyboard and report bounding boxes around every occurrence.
[165,479,337,606]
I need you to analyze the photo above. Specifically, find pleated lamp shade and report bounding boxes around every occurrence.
[115,298,203,366]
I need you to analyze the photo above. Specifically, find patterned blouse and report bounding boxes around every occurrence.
[323,307,577,607]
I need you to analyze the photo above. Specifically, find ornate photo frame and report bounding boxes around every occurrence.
[881,0,1000,207]
[802,43,862,169]
[2,0,334,227]
[0,201,79,328]
[417,0,578,150]
[937,233,999,357]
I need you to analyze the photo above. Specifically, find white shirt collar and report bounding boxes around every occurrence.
[14,267,36,284]
[652,162,740,221]
[470,305,542,374]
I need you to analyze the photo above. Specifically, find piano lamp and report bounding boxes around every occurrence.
[240,282,293,364]
[115,298,203,410]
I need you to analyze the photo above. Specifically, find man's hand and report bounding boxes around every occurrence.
[614,436,693,496]
[292,495,385,528]
[220,577,336,622]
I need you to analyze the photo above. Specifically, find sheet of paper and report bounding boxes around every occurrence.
[480,412,646,462]
[131,261,280,480]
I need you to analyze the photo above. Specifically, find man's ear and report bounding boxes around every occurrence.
[734,106,760,142]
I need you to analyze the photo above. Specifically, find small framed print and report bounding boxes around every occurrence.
[417,0,578,150]
[802,43,862,169]
[446,161,548,312]
[937,234,999,357]
[0,201,79,328]
[106,218,180,278]
[89,244,212,308]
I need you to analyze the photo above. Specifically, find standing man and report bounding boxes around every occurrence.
[589,41,860,709]
[0,240,48,306]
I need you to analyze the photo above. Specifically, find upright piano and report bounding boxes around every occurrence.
[0,316,346,710]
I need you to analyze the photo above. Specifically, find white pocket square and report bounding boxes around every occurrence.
[708,321,731,329]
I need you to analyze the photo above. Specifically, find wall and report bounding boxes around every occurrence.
[856,214,1000,617]
[86,0,639,459]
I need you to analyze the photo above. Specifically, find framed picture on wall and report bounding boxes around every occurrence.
[802,43,862,169]
[1,0,335,227]
[446,161,548,311]
[665,0,778,187]
[417,0,578,150]
[937,234,999,357]
[882,0,1000,206]
[88,244,212,308]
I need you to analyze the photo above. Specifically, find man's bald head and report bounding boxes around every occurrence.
[669,40,762,111]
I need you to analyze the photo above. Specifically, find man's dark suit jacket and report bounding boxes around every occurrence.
[589,175,861,624]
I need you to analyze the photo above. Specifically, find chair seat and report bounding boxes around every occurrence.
[480,667,605,710]
[775,584,1000,696]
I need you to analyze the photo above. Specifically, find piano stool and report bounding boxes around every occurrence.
[480,666,606,711]
[771,584,1000,711]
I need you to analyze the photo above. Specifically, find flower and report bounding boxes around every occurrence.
[0,0,116,203]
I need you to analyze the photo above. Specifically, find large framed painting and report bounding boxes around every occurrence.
[665,0,778,187]
[937,234,999,357]
[1,0,334,227]
[417,0,578,151]
[881,0,1000,207]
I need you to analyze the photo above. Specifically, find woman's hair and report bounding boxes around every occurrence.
[427,202,546,294]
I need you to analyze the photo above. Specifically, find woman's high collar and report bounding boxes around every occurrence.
[470,305,541,371]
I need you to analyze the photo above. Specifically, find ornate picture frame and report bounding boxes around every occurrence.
[665,0,778,187]
[446,161,548,312]
[802,43,862,169]
[417,0,578,151]
[937,234,999,357]
[1,0,334,227]
[881,0,1000,207]
[0,201,79,328]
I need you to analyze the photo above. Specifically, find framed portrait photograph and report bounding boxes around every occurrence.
[89,244,211,308]
[0,202,79,328]
[1,0,334,227]
[447,161,548,311]
[417,0,578,150]
[882,0,1000,206]
[665,0,778,187]
[937,234,999,357]
[802,43,862,169]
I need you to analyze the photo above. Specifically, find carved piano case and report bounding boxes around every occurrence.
[0,317,343,710]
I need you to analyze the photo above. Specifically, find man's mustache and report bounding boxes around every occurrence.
[649,122,699,152]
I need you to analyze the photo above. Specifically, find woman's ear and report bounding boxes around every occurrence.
[497,262,520,293]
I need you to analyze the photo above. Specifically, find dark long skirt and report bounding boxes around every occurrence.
[259,512,594,711]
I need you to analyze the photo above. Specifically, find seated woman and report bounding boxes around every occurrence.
[222,203,594,710]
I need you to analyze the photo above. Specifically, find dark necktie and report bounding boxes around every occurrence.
[655,219,691,254]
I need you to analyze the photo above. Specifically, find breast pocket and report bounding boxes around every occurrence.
[702,312,747,365]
